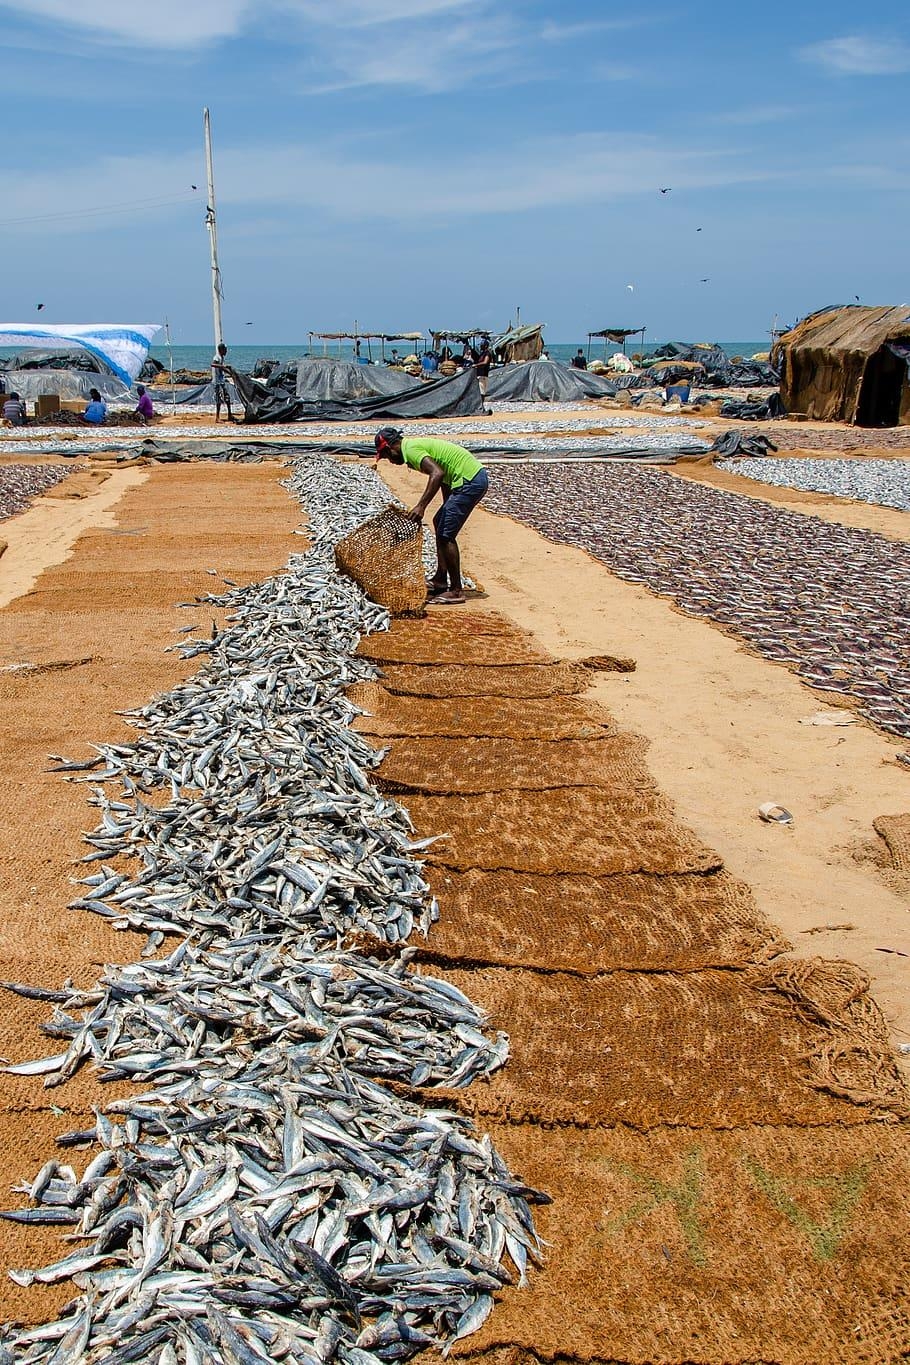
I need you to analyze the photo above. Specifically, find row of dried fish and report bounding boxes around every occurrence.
[484,463,910,738]
[0,451,544,1363]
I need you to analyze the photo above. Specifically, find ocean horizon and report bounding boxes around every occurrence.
[146,340,771,372]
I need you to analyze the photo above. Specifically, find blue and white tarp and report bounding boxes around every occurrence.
[0,324,161,385]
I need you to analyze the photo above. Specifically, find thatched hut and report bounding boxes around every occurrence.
[492,323,544,364]
[772,305,910,426]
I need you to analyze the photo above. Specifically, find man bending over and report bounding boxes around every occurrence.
[373,427,488,604]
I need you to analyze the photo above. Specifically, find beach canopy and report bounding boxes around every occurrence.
[0,324,161,385]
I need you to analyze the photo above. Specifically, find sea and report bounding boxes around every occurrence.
[147,341,769,373]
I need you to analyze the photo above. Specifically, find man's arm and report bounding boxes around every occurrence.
[407,456,445,521]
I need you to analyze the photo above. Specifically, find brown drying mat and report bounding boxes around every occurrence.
[376,661,588,699]
[356,613,552,665]
[371,736,651,793]
[420,867,788,972]
[6,569,229,614]
[406,789,721,875]
[456,1122,910,1365]
[873,813,910,872]
[431,960,907,1128]
[0,658,183,743]
[0,607,199,668]
[352,686,612,740]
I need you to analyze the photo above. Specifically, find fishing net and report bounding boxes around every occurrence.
[351,686,613,740]
[435,962,907,1128]
[420,868,788,972]
[372,735,653,794]
[334,505,426,617]
[459,1122,910,1365]
[407,789,721,875]
[377,661,588,699]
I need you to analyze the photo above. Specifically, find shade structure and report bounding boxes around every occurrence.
[0,324,161,385]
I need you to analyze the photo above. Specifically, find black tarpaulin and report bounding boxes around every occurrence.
[295,357,414,401]
[233,366,485,423]
[485,361,616,402]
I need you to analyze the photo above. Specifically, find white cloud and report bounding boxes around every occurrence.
[0,0,250,46]
[0,0,478,49]
[0,133,773,235]
[303,14,527,93]
[800,34,910,75]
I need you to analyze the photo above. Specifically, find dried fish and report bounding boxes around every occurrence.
[0,451,546,1363]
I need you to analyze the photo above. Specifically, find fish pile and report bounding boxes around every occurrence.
[0,451,545,1363]
[0,464,82,521]
[484,463,910,738]
[719,456,910,513]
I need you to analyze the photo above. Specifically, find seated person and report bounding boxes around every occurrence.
[570,348,588,370]
[135,385,154,422]
[421,351,439,376]
[83,388,108,424]
[1,392,27,426]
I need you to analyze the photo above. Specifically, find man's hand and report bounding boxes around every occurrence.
[406,506,425,523]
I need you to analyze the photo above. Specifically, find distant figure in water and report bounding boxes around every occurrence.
[570,348,587,370]
[2,392,27,426]
[83,388,107,424]
[135,385,154,423]
[211,342,233,422]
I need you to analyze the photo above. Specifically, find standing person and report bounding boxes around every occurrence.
[570,348,588,370]
[134,385,154,423]
[474,338,493,399]
[211,341,233,421]
[373,427,488,605]
[83,388,107,424]
[1,392,27,426]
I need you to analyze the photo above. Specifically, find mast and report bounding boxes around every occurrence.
[203,107,224,352]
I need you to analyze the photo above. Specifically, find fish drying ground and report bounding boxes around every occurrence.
[0,450,907,1364]
[483,462,910,739]
[719,456,910,512]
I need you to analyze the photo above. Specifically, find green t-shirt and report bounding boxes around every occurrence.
[401,436,483,490]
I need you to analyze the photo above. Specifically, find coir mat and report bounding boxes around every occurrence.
[419,867,788,973]
[351,685,611,740]
[370,736,653,794]
[430,960,907,1128]
[356,613,552,665]
[377,661,589,699]
[405,789,721,876]
[450,1121,910,1365]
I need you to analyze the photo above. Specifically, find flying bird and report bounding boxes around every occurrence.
[699,278,710,283]
[245,321,253,326]
[191,184,198,190]
[626,284,635,292]
[696,227,703,232]
[854,295,860,302]
[658,187,671,194]
[36,303,45,310]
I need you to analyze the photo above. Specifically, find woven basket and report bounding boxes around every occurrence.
[334,505,426,616]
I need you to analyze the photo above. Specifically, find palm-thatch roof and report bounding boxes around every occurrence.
[772,305,910,425]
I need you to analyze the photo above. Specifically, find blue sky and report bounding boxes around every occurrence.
[0,0,907,344]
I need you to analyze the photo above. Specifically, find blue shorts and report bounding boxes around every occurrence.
[433,468,488,540]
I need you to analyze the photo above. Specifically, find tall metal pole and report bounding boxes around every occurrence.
[203,107,224,352]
